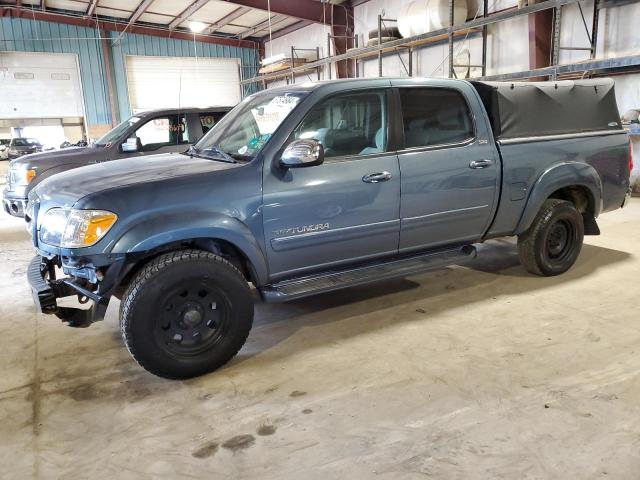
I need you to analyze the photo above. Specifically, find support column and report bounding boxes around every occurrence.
[100,29,118,127]
[528,8,553,79]
[331,4,354,78]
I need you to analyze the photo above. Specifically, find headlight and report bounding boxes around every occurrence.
[11,167,36,185]
[39,208,118,248]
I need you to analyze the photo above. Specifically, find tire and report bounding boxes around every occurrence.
[120,249,254,379]
[517,199,584,276]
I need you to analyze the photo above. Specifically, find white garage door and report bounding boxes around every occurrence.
[125,55,241,112]
[0,51,84,119]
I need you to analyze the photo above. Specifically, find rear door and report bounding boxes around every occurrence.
[393,82,499,252]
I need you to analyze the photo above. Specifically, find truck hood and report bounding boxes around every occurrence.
[32,152,242,207]
[10,146,98,169]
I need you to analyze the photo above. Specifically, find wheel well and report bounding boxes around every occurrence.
[114,238,256,299]
[548,185,594,215]
[548,185,599,235]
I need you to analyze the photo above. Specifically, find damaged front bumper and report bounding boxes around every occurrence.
[27,255,127,328]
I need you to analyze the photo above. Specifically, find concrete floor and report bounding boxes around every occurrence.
[1,161,640,479]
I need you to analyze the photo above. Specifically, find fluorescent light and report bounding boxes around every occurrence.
[189,21,207,33]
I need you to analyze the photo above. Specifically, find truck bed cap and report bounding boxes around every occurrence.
[472,78,621,140]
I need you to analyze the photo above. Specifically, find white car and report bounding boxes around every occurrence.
[0,140,9,160]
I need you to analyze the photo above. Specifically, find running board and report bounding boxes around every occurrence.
[261,245,477,302]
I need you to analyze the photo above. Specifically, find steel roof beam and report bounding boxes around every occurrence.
[221,0,331,24]
[238,13,288,39]
[168,0,210,30]
[128,0,154,25]
[260,19,313,41]
[205,6,251,34]
[86,0,98,17]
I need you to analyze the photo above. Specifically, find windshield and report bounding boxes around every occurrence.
[12,138,39,146]
[192,91,307,161]
[95,116,142,146]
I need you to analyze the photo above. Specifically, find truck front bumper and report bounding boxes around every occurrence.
[2,190,27,217]
[27,255,125,328]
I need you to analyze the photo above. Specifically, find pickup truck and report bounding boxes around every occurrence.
[24,78,632,379]
[3,107,230,217]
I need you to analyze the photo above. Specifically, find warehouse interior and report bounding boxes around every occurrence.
[1,0,640,478]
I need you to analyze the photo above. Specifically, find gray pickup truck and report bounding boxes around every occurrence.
[25,78,632,379]
[3,107,229,217]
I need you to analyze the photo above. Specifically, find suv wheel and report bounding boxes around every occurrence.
[517,199,584,276]
[120,249,254,379]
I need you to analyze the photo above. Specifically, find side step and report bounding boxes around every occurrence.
[261,245,477,302]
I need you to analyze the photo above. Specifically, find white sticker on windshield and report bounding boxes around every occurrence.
[252,96,301,135]
[238,145,248,155]
[271,96,300,106]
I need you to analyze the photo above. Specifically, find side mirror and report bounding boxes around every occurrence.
[279,138,324,168]
[121,137,139,153]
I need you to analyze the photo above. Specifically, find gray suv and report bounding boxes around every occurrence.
[3,107,230,216]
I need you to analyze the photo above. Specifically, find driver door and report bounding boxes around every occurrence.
[263,89,401,280]
[114,114,189,158]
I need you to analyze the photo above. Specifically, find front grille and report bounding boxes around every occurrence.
[6,169,17,191]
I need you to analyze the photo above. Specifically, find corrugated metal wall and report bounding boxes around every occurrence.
[0,17,260,126]
[109,31,260,121]
[0,17,111,126]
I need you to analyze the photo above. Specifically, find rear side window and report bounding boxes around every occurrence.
[400,88,474,149]
[199,112,227,135]
[134,115,188,152]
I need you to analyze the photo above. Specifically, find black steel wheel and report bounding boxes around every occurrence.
[155,280,232,358]
[518,199,584,276]
[120,249,254,379]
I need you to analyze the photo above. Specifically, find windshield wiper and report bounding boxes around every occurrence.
[186,145,237,163]
[226,152,253,162]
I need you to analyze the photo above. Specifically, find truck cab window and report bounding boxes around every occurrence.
[135,115,188,152]
[293,91,387,159]
[400,88,474,149]
[199,112,225,135]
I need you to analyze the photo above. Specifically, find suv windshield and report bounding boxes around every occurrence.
[12,138,39,146]
[95,116,142,146]
[192,91,307,161]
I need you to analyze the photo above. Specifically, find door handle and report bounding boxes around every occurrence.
[469,159,493,169]
[362,171,392,183]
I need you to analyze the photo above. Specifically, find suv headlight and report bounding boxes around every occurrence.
[11,166,36,186]
[39,208,118,248]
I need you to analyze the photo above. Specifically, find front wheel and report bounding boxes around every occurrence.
[120,249,254,379]
[517,199,584,276]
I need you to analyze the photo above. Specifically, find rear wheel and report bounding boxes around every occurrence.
[517,199,584,276]
[120,249,253,379]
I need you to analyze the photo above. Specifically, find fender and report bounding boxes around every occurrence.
[514,161,603,235]
[109,210,269,285]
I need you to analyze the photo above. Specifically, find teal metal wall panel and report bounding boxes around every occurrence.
[1,17,260,126]
[0,17,111,126]
[109,31,260,120]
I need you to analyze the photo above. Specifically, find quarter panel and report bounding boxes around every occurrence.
[488,132,629,237]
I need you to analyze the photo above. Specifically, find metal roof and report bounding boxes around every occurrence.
[1,0,347,42]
